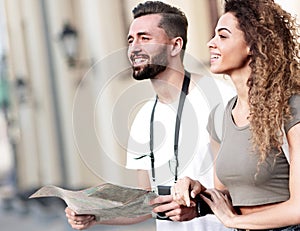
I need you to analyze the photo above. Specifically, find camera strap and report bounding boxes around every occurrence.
[135,70,191,185]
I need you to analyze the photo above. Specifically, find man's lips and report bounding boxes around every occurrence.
[130,55,149,67]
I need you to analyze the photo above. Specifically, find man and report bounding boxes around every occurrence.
[65,1,234,230]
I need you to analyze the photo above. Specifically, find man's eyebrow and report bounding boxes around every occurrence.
[127,31,151,40]
[217,27,232,34]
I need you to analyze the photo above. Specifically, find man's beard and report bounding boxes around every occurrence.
[132,48,168,80]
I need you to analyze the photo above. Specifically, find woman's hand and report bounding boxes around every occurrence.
[65,207,96,230]
[171,176,206,207]
[201,189,237,227]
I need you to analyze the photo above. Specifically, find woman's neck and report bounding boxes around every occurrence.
[230,67,251,126]
[230,65,251,101]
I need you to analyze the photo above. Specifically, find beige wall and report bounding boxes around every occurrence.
[2,0,300,190]
[275,0,300,22]
[2,0,215,190]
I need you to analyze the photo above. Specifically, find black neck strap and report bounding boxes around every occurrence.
[135,70,191,184]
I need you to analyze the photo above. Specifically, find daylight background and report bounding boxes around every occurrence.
[0,0,299,230]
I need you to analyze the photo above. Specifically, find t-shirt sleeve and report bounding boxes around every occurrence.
[126,130,151,170]
[284,94,300,132]
[126,102,152,170]
[206,105,222,144]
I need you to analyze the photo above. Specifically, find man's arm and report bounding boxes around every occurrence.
[65,207,151,230]
[137,169,152,191]
[64,169,153,230]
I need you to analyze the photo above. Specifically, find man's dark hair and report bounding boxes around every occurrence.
[132,1,188,51]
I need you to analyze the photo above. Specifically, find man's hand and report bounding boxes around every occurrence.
[65,207,96,230]
[150,195,198,221]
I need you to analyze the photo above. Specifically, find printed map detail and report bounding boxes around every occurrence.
[29,183,158,221]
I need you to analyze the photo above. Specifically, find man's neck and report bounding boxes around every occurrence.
[150,68,185,104]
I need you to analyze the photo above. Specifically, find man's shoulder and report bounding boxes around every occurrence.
[135,98,156,113]
[189,73,236,105]
[129,98,156,125]
[190,73,234,91]
[212,77,235,98]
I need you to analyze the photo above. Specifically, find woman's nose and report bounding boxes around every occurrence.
[207,37,216,48]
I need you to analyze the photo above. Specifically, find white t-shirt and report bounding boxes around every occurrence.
[126,75,235,231]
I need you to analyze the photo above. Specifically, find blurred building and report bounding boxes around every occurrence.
[0,0,299,194]
[0,0,219,193]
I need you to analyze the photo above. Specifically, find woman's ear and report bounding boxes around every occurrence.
[247,46,251,56]
[170,37,183,57]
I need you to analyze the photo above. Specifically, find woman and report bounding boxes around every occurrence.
[172,0,300,230]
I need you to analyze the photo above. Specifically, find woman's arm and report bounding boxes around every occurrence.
[209,137,227,191]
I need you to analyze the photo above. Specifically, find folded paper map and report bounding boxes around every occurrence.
[29,183,158,221]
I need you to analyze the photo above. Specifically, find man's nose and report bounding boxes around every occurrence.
[128,42,142,54]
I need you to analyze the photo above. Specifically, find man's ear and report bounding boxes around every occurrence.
[170,37,183,57]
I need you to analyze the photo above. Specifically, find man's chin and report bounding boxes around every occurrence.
[132,73,149,81]
[131,64,166,80]
[132,67,148,80]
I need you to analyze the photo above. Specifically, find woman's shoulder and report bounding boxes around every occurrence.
[285,94,300,132]
[289,94,300,107]
[226,95,238,110]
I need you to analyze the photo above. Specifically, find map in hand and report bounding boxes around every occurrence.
[29,183,158,221]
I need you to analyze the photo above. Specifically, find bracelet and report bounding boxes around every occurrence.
[196,199,201,217]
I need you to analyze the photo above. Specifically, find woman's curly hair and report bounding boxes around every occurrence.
[225,0,300,162]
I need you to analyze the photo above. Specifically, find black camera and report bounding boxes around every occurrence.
[155,185,171,220]
[195,193,213,217]
[157,185,171,195]
[155,185,213,219]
